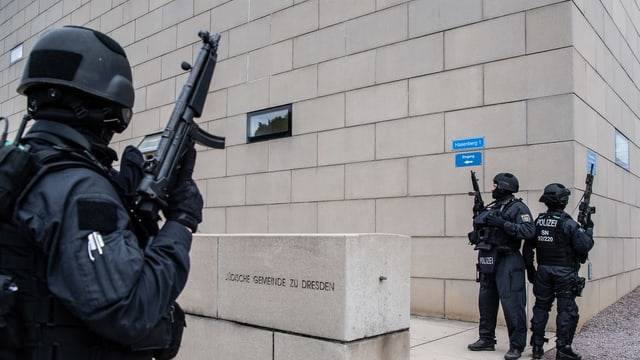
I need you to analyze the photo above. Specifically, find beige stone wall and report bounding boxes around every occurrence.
[2,0,640,327]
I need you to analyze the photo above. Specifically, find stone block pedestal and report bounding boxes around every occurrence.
[176,233,410,360]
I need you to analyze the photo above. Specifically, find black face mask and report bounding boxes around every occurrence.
[492,188,511,200]
[545,203,566,211]
[76,127,118,167]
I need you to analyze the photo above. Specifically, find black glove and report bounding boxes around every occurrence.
[113,145,144,196]
[115,146,159,241]
[583,214,594,237]
[586,214,594,229]
[473,202,484,214]
[526,266,536,284]
[164,147,203,232]
[586,214,594,227]
[485,211,507,228]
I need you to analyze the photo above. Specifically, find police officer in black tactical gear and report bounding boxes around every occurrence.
[523,183,594,360]
[467,173,535,360]
[3,26,202,359]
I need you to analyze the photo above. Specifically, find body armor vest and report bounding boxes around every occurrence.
[473,198,521,250]
[534,212,575,266]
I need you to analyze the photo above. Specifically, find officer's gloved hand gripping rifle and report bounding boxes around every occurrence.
[467,170,488,248]
[575,164,596,268]
[135,31,225,236]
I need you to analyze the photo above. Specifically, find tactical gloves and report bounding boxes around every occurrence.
[113,145,144,196]
[526,266,536,284]
[164,147,203,232]
[485,211,507,228]
[473,202,485,215]
[583,214,594,237]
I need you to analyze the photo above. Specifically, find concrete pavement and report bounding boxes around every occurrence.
[409,316,556,360]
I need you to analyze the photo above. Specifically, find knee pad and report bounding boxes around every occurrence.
[534,300,553,312]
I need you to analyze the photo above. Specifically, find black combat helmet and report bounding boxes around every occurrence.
[539,183,571,208]
[493,173,519,193]
[17,26,134,133]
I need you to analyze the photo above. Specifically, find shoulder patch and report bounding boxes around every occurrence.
[520,214,531,223]
[78,200,117,233]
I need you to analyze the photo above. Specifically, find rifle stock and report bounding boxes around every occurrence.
[136,31,225,224]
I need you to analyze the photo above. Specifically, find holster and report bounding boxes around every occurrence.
[572,276,586,297]
[131,302,186,359]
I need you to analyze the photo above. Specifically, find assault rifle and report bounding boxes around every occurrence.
[0,116,7,145]
[577,164,596,228]
[136,31,225,226]
[468,170,484,217]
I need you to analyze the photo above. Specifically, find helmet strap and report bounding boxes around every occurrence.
[27,87,127,133]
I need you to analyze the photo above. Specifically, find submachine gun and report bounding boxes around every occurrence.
[573,164,595,292]
[577,164,596,228]
[469,170,484,217]
[467,170,489,250]
[135,31,225,231]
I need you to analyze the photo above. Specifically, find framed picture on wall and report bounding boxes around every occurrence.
[247,104,292,143]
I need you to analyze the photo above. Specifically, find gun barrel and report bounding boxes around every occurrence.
[577,164,596,227]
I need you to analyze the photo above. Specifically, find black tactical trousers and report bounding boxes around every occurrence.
[478,250,527,351]
[530,265,579,348]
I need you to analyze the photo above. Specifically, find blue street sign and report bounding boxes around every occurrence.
[455,152,482,167]
[452,137,485,151]
[587,150,596,174]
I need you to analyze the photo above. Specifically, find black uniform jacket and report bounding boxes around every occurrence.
[15,121,192,346]
[498,196,535,244]
[479,195,535,248]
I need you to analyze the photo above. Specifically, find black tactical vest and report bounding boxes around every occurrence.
[473,198,522,250]
[534,212,575,266]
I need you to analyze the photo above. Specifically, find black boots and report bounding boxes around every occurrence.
[531,335,549,359]
[556,345,582,360]
[532,344,544,359]
[467,338,496,351]
[504,347,522,359]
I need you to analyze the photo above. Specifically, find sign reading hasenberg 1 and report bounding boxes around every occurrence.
[452,136,485,151]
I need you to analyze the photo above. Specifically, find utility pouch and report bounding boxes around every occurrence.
[468,231,479,245]
[0,275,17,318]
[131,302,186,359]
[0,274,20,348]
[477,247,498,274]
[573,276,586,297]
[153,302,186,360]
[0,144,39,218]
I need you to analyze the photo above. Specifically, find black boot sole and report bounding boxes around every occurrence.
[468,346,495,351]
